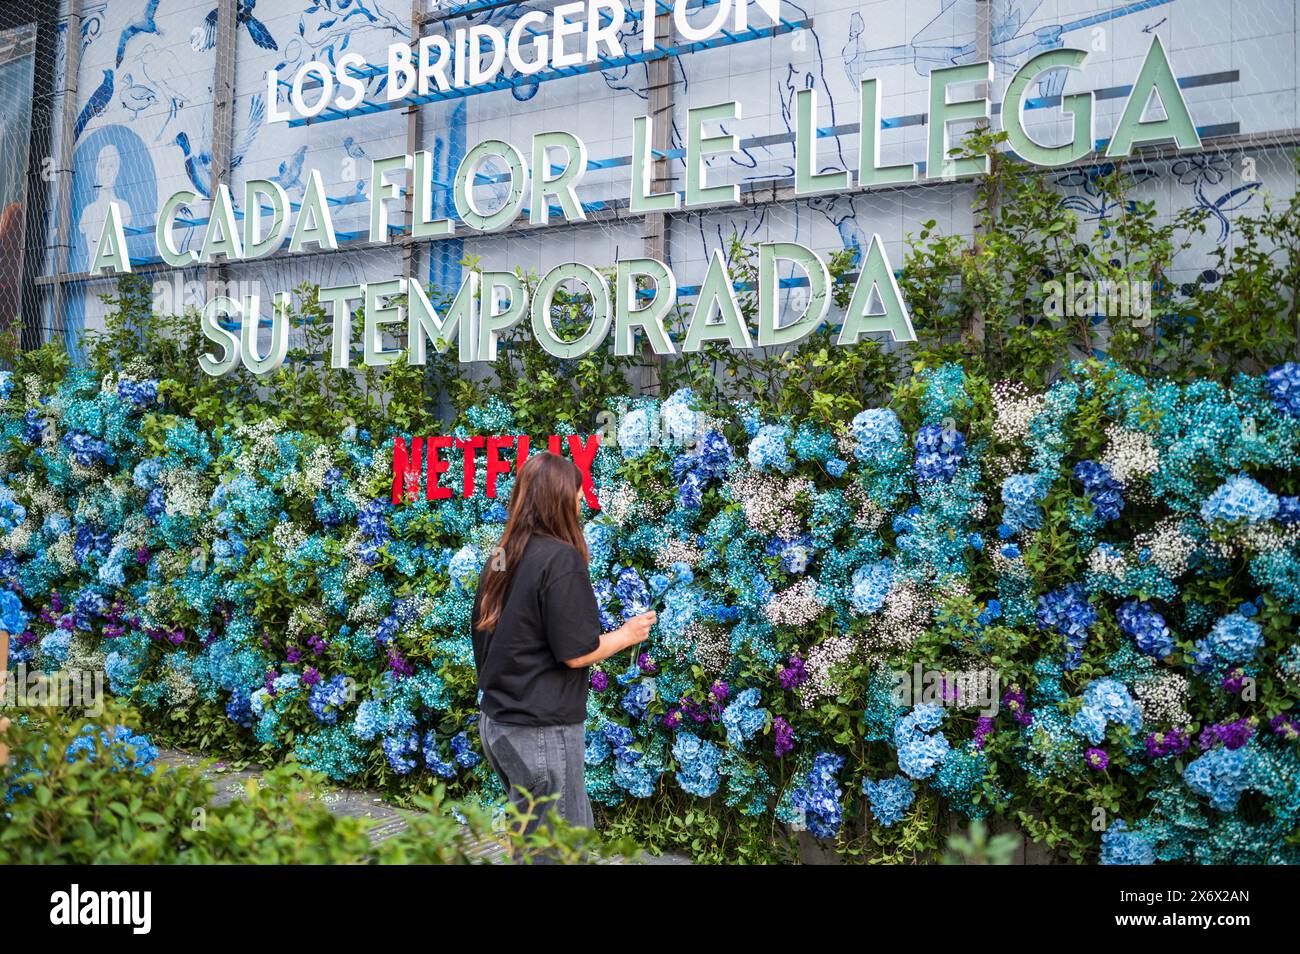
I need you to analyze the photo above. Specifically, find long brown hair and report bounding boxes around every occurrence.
[475,451,588,633]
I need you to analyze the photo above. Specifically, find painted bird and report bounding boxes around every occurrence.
[269,145,307,192]
[174,131,212,197]
[119,74,158,119]
[197,0,278,52]
[74,70,114,141]
[342,136,366,160]
[116,0,161,67]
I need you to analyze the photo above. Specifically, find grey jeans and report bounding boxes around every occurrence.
[478,711,594,837]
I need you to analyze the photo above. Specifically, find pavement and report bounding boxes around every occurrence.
[156,747,692,864]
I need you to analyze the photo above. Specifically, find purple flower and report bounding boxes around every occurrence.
[1198,718,1255,751]
[1221,668,1247,694]
[778,655,808,690]
[1270,714,1300,740]
[387,647,414,678]
[1002,687,1033,726]
[1085,747,1109,771]
[590,670,609,692]
[301,666,321,688]
[973,716,995,750]
[773,716,794,758]
[1145,728,1190,759]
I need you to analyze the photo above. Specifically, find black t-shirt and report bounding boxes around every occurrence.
[471,534,604,726]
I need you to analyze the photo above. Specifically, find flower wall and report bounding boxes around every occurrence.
[4,353,1300,863]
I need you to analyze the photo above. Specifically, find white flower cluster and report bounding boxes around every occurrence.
[50,532,77,573]
[1086,544,1129,579]
[163,658,198,706]
[763,578,825,627]
[232,418,286,475]
[732,472,811,537]
[869,582,930,654]
[798,633,857,708]
[597,481,639,526]
[286,604,324,641]
[115,514,149,553]
[1241,522,1300,554]
[68,459,103,482]
[2,522,31,554]
[1134,671,1191,729]
[990,543,1031,580]
[63,635,107,675]
[346,590,382,623]
[353,447,394,509]
[161,468,208,518]
[846,482,887,531]
[992,381,1045,445]
[656,538,704,568]
[284,445,334,500]
[1134,519,1197,578]
[681,620,729,675]
[1101,425,1159,487]
[272,520,307,555]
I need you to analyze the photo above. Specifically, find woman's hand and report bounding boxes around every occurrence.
[562,611,656,668]
[619,611,656,647]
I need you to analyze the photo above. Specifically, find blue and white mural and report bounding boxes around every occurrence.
[37,0,1300,353]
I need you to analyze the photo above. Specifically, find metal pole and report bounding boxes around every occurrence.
[49,0,82,347]
[640,4,675,396]
[207,0,237,292]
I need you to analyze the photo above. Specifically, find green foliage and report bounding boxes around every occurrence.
[0,689,634,864]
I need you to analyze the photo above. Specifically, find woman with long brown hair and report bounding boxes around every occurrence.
[472,451,655,840]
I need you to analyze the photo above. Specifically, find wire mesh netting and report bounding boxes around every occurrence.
[0,0,1295,377]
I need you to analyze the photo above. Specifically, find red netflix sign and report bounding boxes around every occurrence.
[392,434,601,509]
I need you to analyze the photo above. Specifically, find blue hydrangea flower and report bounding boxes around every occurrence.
[748,424,793,473]
[1100,820,1156,865]
[1265,362,1300,417]
[913,424,964,482]
[1183,745,1254,811]
[1,589,28,635]
[620,680,655,719]
[1204,612,1264,664]
[721,687,768,747]
[448,544,480,584]
[308,674,351,725]
[66,725,157,774]
[894,704,950,779]
[1071,678,1143,745]
[1001,472,1047,532]
[382,730,421,775]
[672,731,722,797]
[850,408,903,461]
[613,567,650,617]
[850,560,894,615]
[617,405,656,458]
[862,774,915,826]
[661,389,703,447]
[1116,601,1175,658]
[1200,475,1279,524]
[789,752,845,838]
[1036,583,1097,670]
[1073,460,1124,523]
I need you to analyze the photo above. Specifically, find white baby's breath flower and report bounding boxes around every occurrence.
[764,578,824,627]
[1101,426,1159,486]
